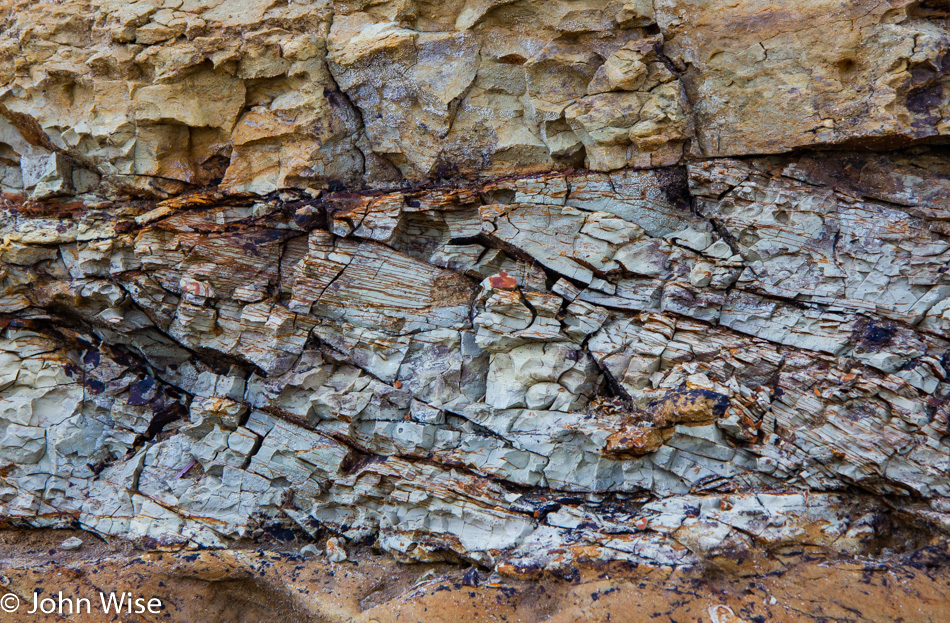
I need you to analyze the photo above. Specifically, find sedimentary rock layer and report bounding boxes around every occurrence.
[2,0,947,193]
[3,530,950,623]
[1,0,950,577]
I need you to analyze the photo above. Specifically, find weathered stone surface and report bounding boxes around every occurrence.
[4,148,950,575]
[2,2,950,613]
[656,0,950,156]
[3,0,945,193]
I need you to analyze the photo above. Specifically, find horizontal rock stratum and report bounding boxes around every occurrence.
[2,0,950,584]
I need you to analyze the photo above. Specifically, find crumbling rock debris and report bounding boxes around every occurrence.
[3,535,949,623]
[1,0,950,584]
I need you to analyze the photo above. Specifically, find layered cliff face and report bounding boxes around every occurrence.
[2,0,950,580]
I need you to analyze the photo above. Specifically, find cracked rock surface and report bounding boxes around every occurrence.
[2,0,950,589]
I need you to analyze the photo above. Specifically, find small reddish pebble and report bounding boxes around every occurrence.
[394,380,403,389]
[489,270,519,290]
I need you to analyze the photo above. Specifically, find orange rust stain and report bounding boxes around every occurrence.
[489,270,519,290]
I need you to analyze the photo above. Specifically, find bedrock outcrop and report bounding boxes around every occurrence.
[2,0,950,579]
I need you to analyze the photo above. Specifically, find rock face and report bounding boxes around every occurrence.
[2,0,950,580]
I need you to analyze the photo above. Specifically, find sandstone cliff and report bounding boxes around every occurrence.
[2,0,950,596]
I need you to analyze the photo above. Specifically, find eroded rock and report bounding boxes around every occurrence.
[1,0,950,584]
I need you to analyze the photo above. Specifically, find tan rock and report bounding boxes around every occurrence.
[328,17,479,179]
[655,0,950,156]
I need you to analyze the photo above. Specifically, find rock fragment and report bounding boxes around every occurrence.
[326,537,348,564]
[59,537,84,551]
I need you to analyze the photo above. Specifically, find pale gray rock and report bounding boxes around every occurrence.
[300,543,321,559]
[58,536,84,551]
[3,91,950,576]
